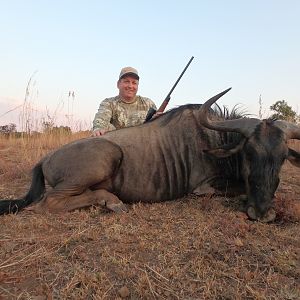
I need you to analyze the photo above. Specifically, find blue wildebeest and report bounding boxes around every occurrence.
[0,88,299,222]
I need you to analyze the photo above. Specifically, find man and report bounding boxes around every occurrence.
[92,67,157,136]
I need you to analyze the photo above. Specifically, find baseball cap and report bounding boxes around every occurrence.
[119,67,139,80]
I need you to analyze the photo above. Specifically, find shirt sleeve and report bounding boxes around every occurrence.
[92,98,116,131]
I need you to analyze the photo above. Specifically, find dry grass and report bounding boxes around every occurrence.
[0,135,299,299]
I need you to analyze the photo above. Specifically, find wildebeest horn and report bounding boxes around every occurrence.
[199,88,261,137]
[274,120,300,140]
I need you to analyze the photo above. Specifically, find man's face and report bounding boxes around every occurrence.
[117,75,139,102]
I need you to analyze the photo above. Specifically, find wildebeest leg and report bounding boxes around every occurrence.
[28,186,90,213]
[29,186,128,213]
[193,183,216,195]
[51,188,129,213]
[92,189,128,213]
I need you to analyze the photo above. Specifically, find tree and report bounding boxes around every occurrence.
[270,100,298,123]
[0,123,17,135]
[51,126,72,135]
[41,121,54,133]
[42,121,71,135]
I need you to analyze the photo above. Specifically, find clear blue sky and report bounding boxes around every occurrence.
[1,0,299,129]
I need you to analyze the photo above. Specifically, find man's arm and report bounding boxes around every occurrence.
[92,98,116,136]
[143,97,165,121]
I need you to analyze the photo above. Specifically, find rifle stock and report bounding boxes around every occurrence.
[145,56,194,122]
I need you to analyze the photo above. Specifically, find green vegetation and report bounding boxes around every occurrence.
[270,100,299,123]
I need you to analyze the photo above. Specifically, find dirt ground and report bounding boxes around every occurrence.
[0,138,299,299]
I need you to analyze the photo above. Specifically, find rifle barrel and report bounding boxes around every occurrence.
[145,56,194,122]
[164,56,194,103]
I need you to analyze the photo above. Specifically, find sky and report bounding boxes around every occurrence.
[1,0,299,131]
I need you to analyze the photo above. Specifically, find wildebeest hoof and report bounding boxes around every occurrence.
[247,206,276,223]
[109,203,129,213]
[259,208,276,223]
[247,206,257,220]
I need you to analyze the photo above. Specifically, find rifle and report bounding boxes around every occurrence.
[144,56,194,122]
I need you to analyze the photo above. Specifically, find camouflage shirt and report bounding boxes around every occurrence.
[92,96,157,132]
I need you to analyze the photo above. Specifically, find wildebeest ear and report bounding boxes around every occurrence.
[204,138,247,158]
[287,148,300,167]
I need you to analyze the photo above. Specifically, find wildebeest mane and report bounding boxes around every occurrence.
[154,102,248,127]
[152,104,202,126]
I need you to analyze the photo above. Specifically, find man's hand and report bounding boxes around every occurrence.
[92,129,107,137]
[152,111,164,119]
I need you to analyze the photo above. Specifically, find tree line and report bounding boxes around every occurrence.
[0,121,72,136]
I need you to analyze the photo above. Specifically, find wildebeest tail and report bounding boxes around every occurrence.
[0,162,45,215]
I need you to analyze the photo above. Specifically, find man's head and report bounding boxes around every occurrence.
[117,67,139,103]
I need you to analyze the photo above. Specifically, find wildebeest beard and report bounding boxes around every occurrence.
[209,132,245,194]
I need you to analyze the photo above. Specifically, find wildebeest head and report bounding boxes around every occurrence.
[199,88,300,222]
